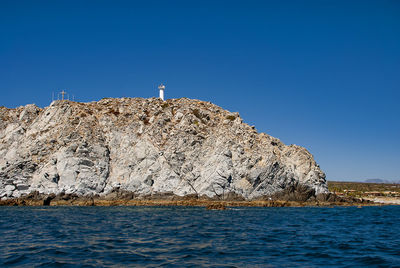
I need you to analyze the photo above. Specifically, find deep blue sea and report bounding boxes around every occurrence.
[1,206,400,267]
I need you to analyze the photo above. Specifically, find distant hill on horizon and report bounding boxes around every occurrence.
[328,178,399,184]
[364,178,400,184]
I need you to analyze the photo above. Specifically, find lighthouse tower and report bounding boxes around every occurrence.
[158,83,165,101]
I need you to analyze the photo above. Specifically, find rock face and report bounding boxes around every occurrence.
[0,98,327,200]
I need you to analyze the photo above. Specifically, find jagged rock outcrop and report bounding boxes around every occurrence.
[0,98,327,200]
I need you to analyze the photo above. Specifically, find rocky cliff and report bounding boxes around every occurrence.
[0,98,327,200]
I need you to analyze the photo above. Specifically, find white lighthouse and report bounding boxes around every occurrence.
[158,83,165,101]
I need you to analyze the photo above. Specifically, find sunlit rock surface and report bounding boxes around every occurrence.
[0,98,327,200]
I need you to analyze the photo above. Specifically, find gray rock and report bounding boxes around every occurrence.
[0,97,328,200]
[16,184,29,190]
[4,185,15,192]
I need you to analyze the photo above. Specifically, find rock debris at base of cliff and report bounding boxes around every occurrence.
[0,97,328,200]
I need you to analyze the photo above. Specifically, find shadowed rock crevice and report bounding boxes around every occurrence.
[269,183,316,202]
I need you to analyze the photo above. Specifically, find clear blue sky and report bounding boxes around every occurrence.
[1,0,399,181]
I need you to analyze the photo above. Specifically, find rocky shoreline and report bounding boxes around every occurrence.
[0,187,381,208]
[0,198,380,208]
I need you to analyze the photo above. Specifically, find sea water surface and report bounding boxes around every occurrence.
[1,206,400,267]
